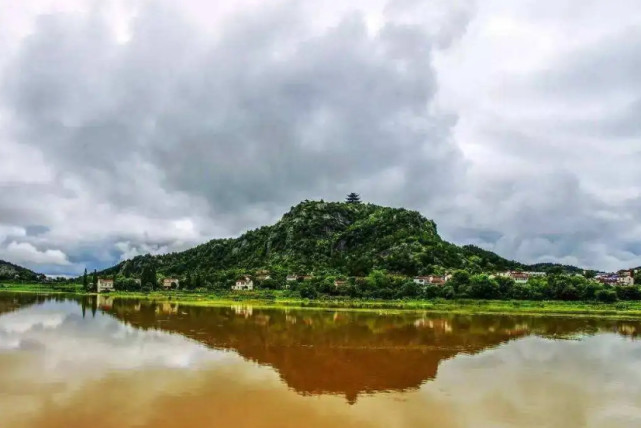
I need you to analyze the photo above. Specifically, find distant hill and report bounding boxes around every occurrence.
[98,200,581,281]
[0,259,43,282]
[527,263,585,274]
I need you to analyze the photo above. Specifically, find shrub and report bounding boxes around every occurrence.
[439,285,456,299]
[595,289,617,303]
[424,285,440,299]
[616,286,641,301]
[299,284,318,299]
[510,283,534,300]
[468,275,500,299]
[398,281,421,298]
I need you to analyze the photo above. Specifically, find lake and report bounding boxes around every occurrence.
[1,293,641,427]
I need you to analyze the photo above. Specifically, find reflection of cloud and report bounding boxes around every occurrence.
[0,302,233,377]
[421,336,641,428]
[6,332,641,428]
[2,302,641,428]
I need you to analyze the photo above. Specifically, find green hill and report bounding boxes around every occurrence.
[0,259,43,282]
[100,200,528,281]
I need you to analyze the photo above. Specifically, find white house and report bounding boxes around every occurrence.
[413,276,431,285]
[97,278,114,293]
[232,276,254,291]
[617,271,634,286]
[286,274,298,281]
[413,275,447,286]
[525,271,546,277]
[510,272,529,284]
[162,278,179,289]
[256,270,271,280]
[499,271,530,284]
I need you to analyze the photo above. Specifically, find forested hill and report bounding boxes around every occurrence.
[0,259,43,281]
[99,200,530,280]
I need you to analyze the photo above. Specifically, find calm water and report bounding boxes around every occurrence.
[1,294,641,427]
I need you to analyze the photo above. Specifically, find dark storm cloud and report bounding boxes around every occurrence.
[0,0,470,273]
[5,3,461,216]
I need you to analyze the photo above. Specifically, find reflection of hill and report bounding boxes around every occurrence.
[0,293,52,316]
[4,293,641,403]
[97,301,544,402]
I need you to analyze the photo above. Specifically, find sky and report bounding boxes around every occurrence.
[1,0,641,275]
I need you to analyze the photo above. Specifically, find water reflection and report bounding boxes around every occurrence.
[1,293,641,428]
[85,296,641,402]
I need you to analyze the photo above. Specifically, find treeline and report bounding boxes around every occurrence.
[282,270,632,302]
[96,267,641,303]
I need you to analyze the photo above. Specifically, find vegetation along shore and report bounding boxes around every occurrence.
[5,285,641,319]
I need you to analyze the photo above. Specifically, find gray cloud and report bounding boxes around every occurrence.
[1,0,641,273]
[0,0,469,274]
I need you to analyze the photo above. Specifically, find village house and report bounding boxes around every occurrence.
[232,276,254,291]
[284,274,297,289]
[595,271,635,286]
[510,272,530,284]
[255,270,271,280]
[413,275,447,286]
[619,276,635,286]
[430,276,447,286]
[525,271,546,277]
[162,278,179,289]
[334,279,347,287]
[596,274,619,285]
[496,271,531,284]
[617,270,635,286]
[413,276,431,285]
[96,278,114,293]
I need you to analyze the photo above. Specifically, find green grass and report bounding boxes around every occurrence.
[3,282,641,318]
[0,282,84,293]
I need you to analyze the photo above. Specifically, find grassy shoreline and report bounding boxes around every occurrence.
[4,283,641,318]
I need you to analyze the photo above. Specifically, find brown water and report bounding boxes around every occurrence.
[1,294,641,427]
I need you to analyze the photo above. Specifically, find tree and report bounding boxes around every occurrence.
[193,273,203,289]
[140,263,157,291]
[82,268,88,291]
[449,270,471,294]
[616,285,641,301]
[299,284,318,299]
[92,270,97,292]
[596,289,617,303]
[495,276,515,298]
[468,274,500,299]
[183,271,192,290]
[346,193,361,204]
[260,277,280,290]
[398,281,421,298]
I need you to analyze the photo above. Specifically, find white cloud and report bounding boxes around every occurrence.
[1,241,70,266]
[432,0,641,270]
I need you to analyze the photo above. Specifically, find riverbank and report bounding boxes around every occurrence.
[4,282,641,318]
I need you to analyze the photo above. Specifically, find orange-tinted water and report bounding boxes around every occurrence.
[1,294,640,427]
